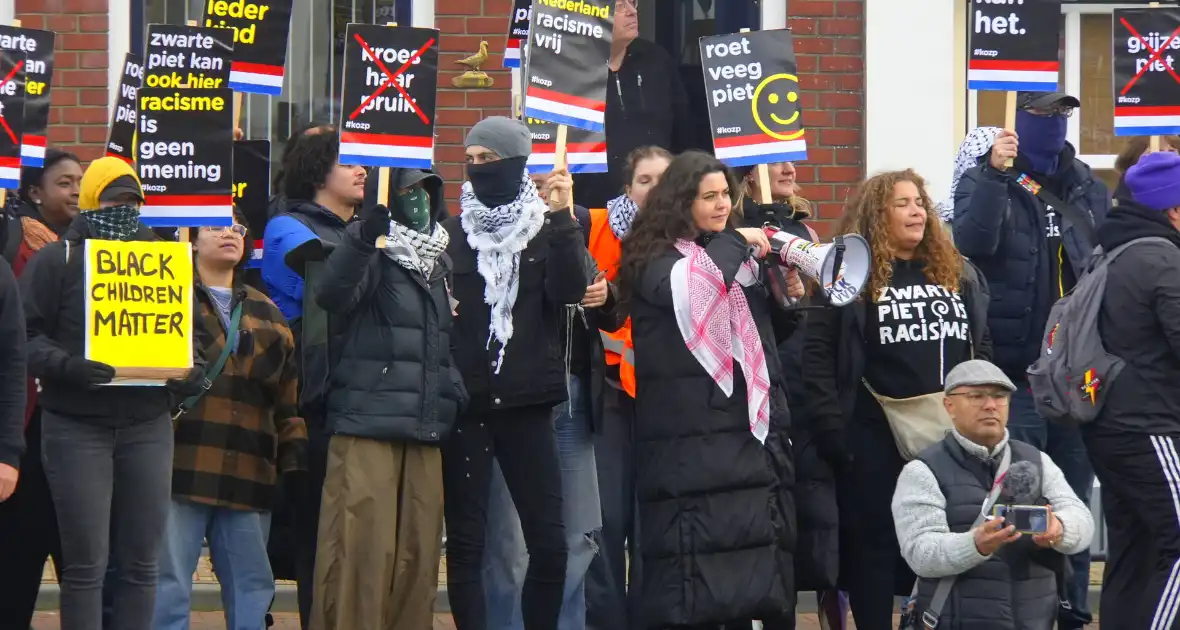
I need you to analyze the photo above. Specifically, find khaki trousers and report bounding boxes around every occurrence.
[310,436,444,630]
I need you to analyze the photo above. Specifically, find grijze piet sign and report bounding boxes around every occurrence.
[136,88,235,227]
[145,24,234,89]
[1113,8,1180,135]
[107,53,144,164]
[699,29,808,167]
[0,26,53,167]
[504,0,531,68]
[967,0,1062,91]
[0,51,26,190]
[201,0,294,95]
[85,240,194,383]
[525,117,605,174]
[523,0,613,132]
[232,139,270,267]
[338,24,439,169]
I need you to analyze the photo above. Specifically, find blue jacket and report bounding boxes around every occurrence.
[952,144,1110,379]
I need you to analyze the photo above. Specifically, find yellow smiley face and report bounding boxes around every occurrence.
[752,73,805,141]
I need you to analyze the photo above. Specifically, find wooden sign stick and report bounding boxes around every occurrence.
[736,29,773,205]
[1003,90,1017,169]
[550,124,571,208]
[372,22,398,248]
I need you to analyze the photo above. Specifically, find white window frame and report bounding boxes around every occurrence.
[967,2,1171,172]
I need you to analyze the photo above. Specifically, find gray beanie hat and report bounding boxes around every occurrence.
[464,116,532,159]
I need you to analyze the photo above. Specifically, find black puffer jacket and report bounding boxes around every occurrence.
[315,214,467,444]
[443,208,588,413]
[630,230,797,627]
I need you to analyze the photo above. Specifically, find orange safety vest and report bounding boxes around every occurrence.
[588,208,636,398]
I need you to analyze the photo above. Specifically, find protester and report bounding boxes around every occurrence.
[615,150,803,628]
[1082,151,1180,626]
[934,127,1002,225]
[571,0,697,210]
[892,359,1094,628]
[308,167,462,629]
[267,122,334,220]
[0,149,77,629]
[442,116,587,630]
[154,214,307,630]
[803,169,992,630]
[482,168,616,630]
[951,90,1108,628]
[20,157,206,630]
[584,145,671,630]
[1112,135,1180,200]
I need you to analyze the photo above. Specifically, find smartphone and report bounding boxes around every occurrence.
[991,504,1050,534]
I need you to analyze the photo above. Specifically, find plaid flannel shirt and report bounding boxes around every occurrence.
[171,281,307,512]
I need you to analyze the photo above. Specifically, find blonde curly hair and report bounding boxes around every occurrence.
[837,169,962,301]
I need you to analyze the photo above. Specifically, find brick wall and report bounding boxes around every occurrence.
[436,0,514,215]
[789,0,865,238]
[17,0,110,164]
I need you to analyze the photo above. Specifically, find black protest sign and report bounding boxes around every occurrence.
[699,29,808,167]
[504,0,531,68]
[145,24,234,90]
[1113,8,1180,135]
[201,0,294,95]
[0,52,26,190]
[136,88,235,227]
[0,26,53,167]
[107,54,144,164]
[967,0,1062,91]
[338,24,439,169]
[233,140,271,237]
[523,0,612,132]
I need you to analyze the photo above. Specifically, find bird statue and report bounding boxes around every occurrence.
[457,41,489,71]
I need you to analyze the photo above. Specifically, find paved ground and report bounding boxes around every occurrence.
[30,612,884,629]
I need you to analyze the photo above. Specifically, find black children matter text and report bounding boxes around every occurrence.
[973,0,1027,57]
[147,30,226,88]
[90,249,186,338]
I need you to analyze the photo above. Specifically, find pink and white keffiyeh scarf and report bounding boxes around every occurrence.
[670,238,771,443]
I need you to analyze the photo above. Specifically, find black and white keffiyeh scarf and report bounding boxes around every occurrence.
[82,204,141,241]
[383,221,450,278]
[936,126,1002,222]
[459,172,547,373]
[607,194,639,240]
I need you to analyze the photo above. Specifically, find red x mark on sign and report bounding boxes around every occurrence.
[0,59,23,146]
[1120,16,1180,94]
[348,34,435,125]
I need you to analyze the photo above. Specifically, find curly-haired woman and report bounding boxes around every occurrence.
[801,169,992,630]
[617,151,804,628]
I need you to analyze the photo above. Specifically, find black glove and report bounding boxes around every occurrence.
[166,366,207,398]
[63,357,116,388]
[813,429,851,474]
[358,203,392,244]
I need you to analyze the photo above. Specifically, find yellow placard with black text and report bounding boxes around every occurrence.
[85,240,194,381]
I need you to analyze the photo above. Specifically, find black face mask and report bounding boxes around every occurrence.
[467,157,527,207]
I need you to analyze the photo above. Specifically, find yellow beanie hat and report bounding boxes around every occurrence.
[78,157,143,211]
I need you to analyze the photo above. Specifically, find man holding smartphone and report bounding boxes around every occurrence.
[890,359,1094,629]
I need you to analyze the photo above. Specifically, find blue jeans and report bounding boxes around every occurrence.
[1009,384,1094,628]
[483,375,601,630]
[154,499,274,630]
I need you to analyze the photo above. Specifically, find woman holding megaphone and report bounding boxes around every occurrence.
[801,169,992,630]
[616,151,804,628]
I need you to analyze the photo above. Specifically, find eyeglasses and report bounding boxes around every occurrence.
[201,224,247,237]
[1025,105,1075,119]
[947,391,1012,408]
[616,0,638,13]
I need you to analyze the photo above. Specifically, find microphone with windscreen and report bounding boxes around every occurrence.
[1000,460,1042,505]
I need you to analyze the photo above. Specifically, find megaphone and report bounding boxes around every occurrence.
[764,227,871,307]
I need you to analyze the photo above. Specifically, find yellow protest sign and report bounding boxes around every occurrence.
[85,239,193,381]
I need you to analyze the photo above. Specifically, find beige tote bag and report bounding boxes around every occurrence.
[862,381,952,461]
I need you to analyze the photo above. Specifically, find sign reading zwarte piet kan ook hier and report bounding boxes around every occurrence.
[201,0,294,95]
[1113,8,1180,136]
[338,24,440,169]
[700,29,808,167]
[524,0,613,132]
[967,0,1062,91]
[136,88,235,227]
[0,26,53,168]
[0,51,26,190]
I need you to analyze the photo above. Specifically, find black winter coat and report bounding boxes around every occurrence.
[315,221,467,444]
[952,144,1109,379]
[630,231,797,627]
[1095,201,1180,437]
[21,218,197,424]
[444,208,588,413]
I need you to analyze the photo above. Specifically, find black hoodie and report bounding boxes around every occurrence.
[572,38,699,209]
[1095,200,1180,436]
